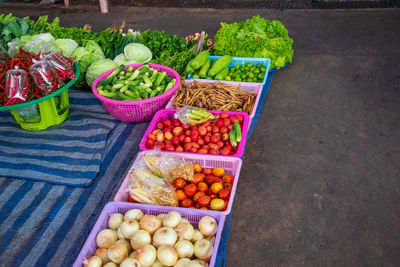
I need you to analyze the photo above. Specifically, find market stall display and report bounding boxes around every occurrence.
[73,202,225,267]
[139,109,250,157]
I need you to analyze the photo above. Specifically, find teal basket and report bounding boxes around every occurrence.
[0,63,80,131]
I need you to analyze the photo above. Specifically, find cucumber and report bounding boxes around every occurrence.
[185,59,195,74]
[208,55,232,77]
[214,67,229,80]
[191,51,210,70]
[229,129,237,147]
[199,59,211,78]
[233,122,242,142]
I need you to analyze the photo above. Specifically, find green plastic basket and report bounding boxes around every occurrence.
[0,63,80,131]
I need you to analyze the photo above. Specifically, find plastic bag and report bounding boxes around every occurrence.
[5,66,30,103]
[7,40,24,59]
[142,150,194,183]
[174,106,214,126]
[127,167,178,207]
[30,59,64,95]
[43,53,75,80]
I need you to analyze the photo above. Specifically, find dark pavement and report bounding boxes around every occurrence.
[1,3,399,266]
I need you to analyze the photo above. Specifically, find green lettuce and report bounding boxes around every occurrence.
[214,16,293,70]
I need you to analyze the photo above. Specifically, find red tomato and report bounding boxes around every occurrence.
[181,198,194,208]
[224,183,232,189]
[230,116,239,124]
[193,163,202,173]
[184,184,197,197]
[193,191,206,202]
[222,174,234,184]
[221,133,229,141]
[176,146,184,152]
[215,119,224,128]
[184,137,192,144]
[185,130,192,136]
[235,114,244,122]
[220,113,229,119]
[182,123,189,130]
[197,139,205,146]
[146,139,155,149]
[165,144,175,151]
[209,149,219,155]
[202,168,212,175]
[223,118,231,126]
[184,143,193,152]
[219,188,230,200]
[156,122,164,129]
[172,126,183,136]
[197,182,208,192]
[191,147,198,153]
[191,126,198,131]
[176,189,187,201]
[214,114,220,119]
[211,133,221,143]
[148,134,156,140]
[174,178,187,189]
[202,145,209,150]
[212,126,219,133]
[206,126,212,132]
[128,195,136,203]
[198,148,208,154]
[191,130,199,142]
[162,118,172,127]
[227,124,233,130]
[204,175,216,185]
[155,141,165,150]
[204,135,211,143]
[221,148,230,155]
[217,141,224,149]
[198,126,207,136]
[197,195,211,207]
[202,121,210,127]
[163,127,173,134]
[193,173,204,184]
[179,134,185,142]
[208,143,219,150]
[164,132,173,140]
[172,119,181,127]
[209,194,218,200]
[220,127,228,134]
[192,142,200,149]
[172,136,180,146]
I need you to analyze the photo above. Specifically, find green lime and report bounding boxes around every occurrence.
[254,69,260,74]
[235,77,241,81]
[261,67,266,72]
[258,73,264,79]
[225,76,231,81]
[257,63,263,68]
[246,62,252,68]
[235,64,240,69]
[248,72,254,78]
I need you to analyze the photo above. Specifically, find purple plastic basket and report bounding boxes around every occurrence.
[165,79,263,126]
[114,151,242,215]
[139,109,250,158]
[73,202,225,267]
[92,64,181,122]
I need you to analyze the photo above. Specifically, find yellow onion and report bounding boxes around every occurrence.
[107,242,129,264]
[83,256,102,267]
[153,227,177,248]
[140,215,161,235]
[193,239,213,260]
[174,258,191,267]
[198,216,217,237]
[174,240,193,258]
[120,258,142,267]
[175,222,194,241]
[108,213,124,230]
[96,229,118,249]
[94,248,110,264]
[124,209,143,221]
[162,211,181,228]
[157,245,178,266]
[131,229,151,250]
[120,220,140,239]
[131,244,157,266]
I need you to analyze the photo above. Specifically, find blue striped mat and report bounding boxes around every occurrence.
[0,87,149,266]
[0,89,119,187]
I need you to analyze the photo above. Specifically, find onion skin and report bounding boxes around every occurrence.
[140,215,162,235]
[157,213,167,221]
[198,216,218,237]
[83,256,102,267]
[174,240,194,258]
[130,229,151,250]
[116,239,132,253]
[132,244,157,266]
[124,209,144,221]
[96,229,118,249]
[120,220,140,239]
[193,239,213,260]
[151,259,165,267]
[103,262,118,267]
[175,222,194,241]
[174,258,191,267]
[153,227,178,248]
[157,245,178,266]
[191,230,204,243]
[118,227,126,240]
[94,248,110,264]
[108,213,124,230]
[185,261,204,267]
[120,257,142,267]
[162,211,181,228]
[107,243,129,264]
[192,259,209,267]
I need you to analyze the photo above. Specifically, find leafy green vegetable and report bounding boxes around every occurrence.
[214,15,293,70]
[140,30,188,59]
[124,43,152,63]
[54,38,78,57]
[0,14,34,48]
[152,49,196,76]
[85,59,118,87]
[95,28,124,59]
[114,53,128,65]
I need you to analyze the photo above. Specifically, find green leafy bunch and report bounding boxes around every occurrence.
[140,30,188,59]
[214,15,294,70]
[0,14,33,48]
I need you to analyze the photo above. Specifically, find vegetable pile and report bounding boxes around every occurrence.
[145,112,244,155]
[214,15,293,70]
[172,80,257,115]
[85,209,218,266]
[96,64,177,101]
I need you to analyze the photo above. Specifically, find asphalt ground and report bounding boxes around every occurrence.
[1,3,400,266]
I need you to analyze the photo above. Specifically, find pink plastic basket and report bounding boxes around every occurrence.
[73,201,225,267]
[114,151,242,215]
[92,64,181,122]
[139,109,250,158]
[165,79,263,125]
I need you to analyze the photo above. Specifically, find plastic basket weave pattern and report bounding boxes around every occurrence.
[139,109,250,158]
[114,151,242,215]
[165,79,263,125]
[73,201,225,267]
[92,64,181,122]
[188,56,270,86]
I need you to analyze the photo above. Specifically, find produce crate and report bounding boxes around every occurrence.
[188,56,270,86]
[139,109,250,158]
[73,201,225,267]
[165,79,263,125]
[114,151,242,215]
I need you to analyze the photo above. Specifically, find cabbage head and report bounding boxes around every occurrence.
[54,39,78,57]
[85,59,118,86]
[124,43,152,63]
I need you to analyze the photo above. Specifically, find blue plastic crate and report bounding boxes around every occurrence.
[188,56,271,86]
